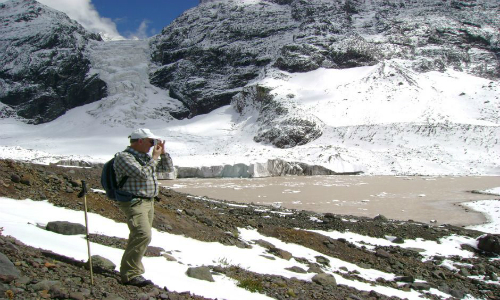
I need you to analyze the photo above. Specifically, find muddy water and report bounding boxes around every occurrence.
[160,176,500,227]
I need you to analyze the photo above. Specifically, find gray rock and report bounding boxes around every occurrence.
[376,249,391,259]
[162,253,177,262]
[254,239,275,249]
[411,282,431,291]
[312,273,337,287]
[69,292,85,300]
[459,268,471,277]
[307,264,324,274]
[269,247,292,261]
[0,252,20,279]
[374,215,388,222]
[46,221,86,235]
[103,296,125,300]
[477,234,500,254]
[89,255,116,270]
[186,266,215,282]
[31,280,60,292]
[285,266,307,273]
[315,255,330,266]
[395,275,415,283]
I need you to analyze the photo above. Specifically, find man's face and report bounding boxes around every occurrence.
[139,138,155,153]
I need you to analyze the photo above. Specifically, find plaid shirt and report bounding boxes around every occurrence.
[114,147,174,198]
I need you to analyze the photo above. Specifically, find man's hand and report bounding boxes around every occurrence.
[152,140,164,160]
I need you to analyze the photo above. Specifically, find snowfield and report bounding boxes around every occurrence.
[1,195,498,300]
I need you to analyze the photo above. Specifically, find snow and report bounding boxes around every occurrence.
[1,48,498,175]
[2,196,497,300]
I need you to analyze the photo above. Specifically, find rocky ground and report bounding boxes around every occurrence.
[0,158,499,300]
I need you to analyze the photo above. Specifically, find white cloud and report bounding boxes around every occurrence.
[0,0,124,40]
[126,19,150,40]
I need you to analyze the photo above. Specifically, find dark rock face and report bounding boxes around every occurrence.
[150,0,499,146]
[232,84,324,148]
[477,234,500,254]
[149,1,294,118]
[0,0,107,124]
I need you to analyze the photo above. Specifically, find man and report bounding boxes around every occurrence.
[113,128,174,287]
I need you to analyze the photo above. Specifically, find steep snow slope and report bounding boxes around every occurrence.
[84,39,185,127]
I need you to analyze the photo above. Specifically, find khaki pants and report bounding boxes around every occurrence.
[118,198,154,282]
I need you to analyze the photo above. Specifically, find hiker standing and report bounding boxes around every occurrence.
[113,128,174,286]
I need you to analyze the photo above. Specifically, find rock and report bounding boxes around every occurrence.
[103,296,125,300]
[10,174,20,183]
[69,291,85,300]
[489,272,498,281]
[312,273,337,287]
[395,275,415,283]
[315,255,330,266]
[459,268,471,276]
[254,239,275,249]
[411,282,431,291]
[89,255,116,271]
[269,247,292,260]
[285,266,307,273]
[477,234,500,254]
[376,249,391,259]
[374,215,388,222]
[0,0,107,124]
[31,279,60,292]
[162,253,177,262]
[46,221,86,235]
[49,284,69,299]
[69,180,81,187]
[307,264,324,274]
[186,266,214,282]
[391,237,405,244]
[0,252,20,279]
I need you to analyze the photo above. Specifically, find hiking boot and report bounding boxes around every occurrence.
[123,275,153,287]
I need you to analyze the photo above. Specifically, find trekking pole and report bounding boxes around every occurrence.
[78,180,94,285]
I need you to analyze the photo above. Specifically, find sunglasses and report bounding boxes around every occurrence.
[144,139,158,146]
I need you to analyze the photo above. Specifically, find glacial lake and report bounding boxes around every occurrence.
[160,175,500,227]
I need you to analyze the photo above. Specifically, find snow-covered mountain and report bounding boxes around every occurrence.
[0,0,107,124]
[0,0,499,176]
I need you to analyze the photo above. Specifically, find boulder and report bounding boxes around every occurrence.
[269,247,292,260]
[89,255,116,271]
[477,234,500,254]
[285,266,307,273]
[0,252,20,280]
[46,221,86,235]
[186,266,214,282]
[312,273,337,287]
[315,255,330,267]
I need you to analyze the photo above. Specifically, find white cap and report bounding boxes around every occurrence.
[129,128,161,140]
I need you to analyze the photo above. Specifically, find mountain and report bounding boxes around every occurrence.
[0,0,107,124]
[0,0,498,176]
[149,0,499,147]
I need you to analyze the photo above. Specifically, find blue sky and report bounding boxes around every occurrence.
[0,0,200,39]
[91,0,200,38]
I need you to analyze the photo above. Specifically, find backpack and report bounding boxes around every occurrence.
[101,149,142,201]
[100,156,129,200]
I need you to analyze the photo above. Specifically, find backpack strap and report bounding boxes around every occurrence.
[116,148,146,188]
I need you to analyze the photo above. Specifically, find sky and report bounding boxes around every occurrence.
[0,0,200,39]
